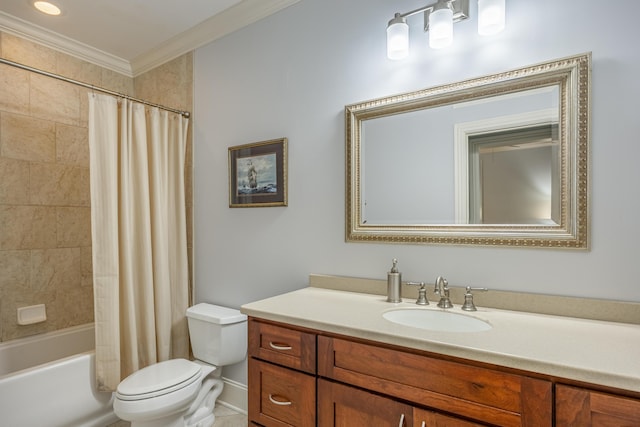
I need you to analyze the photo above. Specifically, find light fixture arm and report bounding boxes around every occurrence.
[393,2,441,21]
[389,0,469,31]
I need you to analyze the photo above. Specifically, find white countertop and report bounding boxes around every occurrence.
[241,287,640,393]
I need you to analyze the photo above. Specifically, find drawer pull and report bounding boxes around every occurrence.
[269,341,293,351]
[268,394,292,406]
[421,422,426,427]
[398,413,405,427]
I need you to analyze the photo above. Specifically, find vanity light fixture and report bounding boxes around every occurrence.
[33,1,62,16]
[386,0,506,60]
[478,0,506,35]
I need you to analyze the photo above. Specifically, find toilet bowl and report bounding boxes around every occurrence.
[113,303,247,427]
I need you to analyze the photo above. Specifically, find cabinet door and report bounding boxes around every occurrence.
[318,379,413,427]
[413,407,487,427]
[249,359,316,427]
[556,385,640,426]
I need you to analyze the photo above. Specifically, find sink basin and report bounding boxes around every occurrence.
[383,309,492,333]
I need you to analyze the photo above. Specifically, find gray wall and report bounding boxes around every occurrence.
[193,0,640,383]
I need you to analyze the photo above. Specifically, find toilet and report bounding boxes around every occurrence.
[113,303,247,427]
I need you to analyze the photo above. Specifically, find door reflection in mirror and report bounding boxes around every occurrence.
[468,124,560,225]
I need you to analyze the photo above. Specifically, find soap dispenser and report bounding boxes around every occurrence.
[387,258,402,303]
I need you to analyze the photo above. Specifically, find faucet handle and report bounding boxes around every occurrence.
[461,286,489,311]
[407,282,429,305]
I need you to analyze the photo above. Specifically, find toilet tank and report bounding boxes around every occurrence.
[186,303,247,366]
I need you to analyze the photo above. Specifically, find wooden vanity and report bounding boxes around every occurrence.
[242,286,640,426]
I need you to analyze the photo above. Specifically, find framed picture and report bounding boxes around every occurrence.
[228,138,288,208]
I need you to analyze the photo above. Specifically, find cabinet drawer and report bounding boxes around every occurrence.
[249,318,316,373]
[318,336,551,427]
[249,359,316,427]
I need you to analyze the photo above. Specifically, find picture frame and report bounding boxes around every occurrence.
[228,138,288,208]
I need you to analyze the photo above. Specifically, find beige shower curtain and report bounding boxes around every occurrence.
[88,93,190,392]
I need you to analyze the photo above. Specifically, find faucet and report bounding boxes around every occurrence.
[434,276,453,309]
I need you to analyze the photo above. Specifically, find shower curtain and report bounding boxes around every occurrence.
[88,93,190,391]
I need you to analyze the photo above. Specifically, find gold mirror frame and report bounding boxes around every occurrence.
[346,53,590,248]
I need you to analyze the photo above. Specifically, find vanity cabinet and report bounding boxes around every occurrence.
[248,319,316,427]
[556,384,640,426]
[318,335,552,427]
[248,317,640,427]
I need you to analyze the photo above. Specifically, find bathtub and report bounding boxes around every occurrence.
[0,323,119,427]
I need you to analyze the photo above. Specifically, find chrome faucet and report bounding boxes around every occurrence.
[434,276,453,309]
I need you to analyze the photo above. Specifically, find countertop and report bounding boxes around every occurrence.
[241,286,640,393]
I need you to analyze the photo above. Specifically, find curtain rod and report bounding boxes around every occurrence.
[0,57,191,119]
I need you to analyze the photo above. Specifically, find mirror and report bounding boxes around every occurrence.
[346,53,590,248]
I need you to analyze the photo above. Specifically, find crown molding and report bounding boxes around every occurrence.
[0,11,132,76]
[0,0,300,78]
[130,0,300,76]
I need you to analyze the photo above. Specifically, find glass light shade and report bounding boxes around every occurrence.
[478,0,505,35]
[33,1,61,15]
[429,6,454,49]
[387,17,409,60]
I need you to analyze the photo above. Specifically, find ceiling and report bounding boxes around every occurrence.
[0,0,299,76]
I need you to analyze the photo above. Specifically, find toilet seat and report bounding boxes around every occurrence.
[116,359,202,401]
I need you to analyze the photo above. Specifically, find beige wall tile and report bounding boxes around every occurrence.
[52,284,94,327]
[55,53,103,88]
[30,74,81,126]
[56,206,91,247]
[56,123,89,166]
[102,68,134,95]
[0,113,56,162]
[29,163,90,206]
[1,33,56,73]
[81,246,93,287]
[79,87,90,127]
[30,247,81,292]
[0,250,30,289]
[133,71,156,101]
[0,63,30,115]
[0,157,30,204]
[0,206,57,250]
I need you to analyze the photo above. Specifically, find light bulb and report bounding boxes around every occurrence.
[387,14,409,60]
[429,5,454,49]
[478,0,505,36]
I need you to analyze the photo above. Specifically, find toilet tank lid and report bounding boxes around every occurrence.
[187,303,247,324]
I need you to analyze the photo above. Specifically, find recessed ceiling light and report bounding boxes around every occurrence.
[33,1,62,16]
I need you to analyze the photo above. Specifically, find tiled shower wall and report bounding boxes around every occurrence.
[0,32,193,342]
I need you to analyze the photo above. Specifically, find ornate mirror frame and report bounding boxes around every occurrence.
[346,53,590,248]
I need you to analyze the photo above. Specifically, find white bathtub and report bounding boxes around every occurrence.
[0,323,119,427]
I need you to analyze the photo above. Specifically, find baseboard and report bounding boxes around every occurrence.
[218,377,247,414]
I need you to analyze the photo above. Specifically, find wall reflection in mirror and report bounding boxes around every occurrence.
[346,54,590,248]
